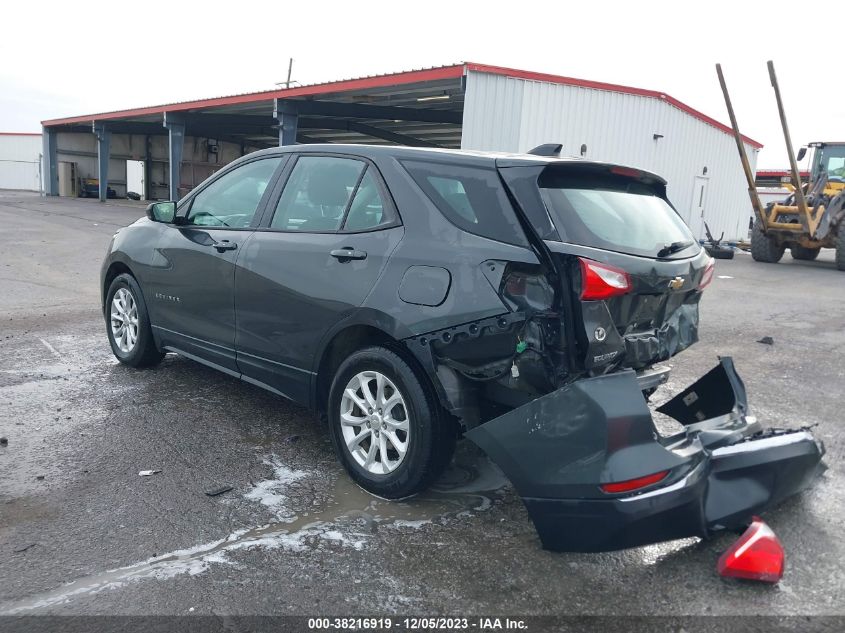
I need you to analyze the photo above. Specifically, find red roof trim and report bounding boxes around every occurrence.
[756,169,809,177]
[40,61,764,149]
[464,62,763,149]
[40,65,466,127]
[0,132,42,136]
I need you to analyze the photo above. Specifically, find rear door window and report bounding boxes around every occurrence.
[271,156,365,232]
[538,171,696,258]
[341,168,394,232]
[402,160,528,247]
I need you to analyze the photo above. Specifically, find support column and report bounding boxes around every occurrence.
[144,135,152,201]
[163,112,185,201]
[42,127,58,196]
[92,122,111,202]
[273,99,299,146]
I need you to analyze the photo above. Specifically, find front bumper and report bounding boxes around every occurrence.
[466,358,825,552]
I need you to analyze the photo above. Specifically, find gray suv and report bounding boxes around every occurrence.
[101,144,823,552]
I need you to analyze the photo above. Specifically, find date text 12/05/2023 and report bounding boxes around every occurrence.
[307,617,528,630]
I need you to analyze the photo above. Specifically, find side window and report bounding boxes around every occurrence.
[271,156,364,232]
[401,160,528,247]
[341,168,392,231]
[185,157,282,228]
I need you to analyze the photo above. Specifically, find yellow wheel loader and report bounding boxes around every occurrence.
[717,61,845,270]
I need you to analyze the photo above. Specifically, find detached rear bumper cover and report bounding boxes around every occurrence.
[466,358,824,552]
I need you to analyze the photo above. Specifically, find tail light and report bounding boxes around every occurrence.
[578,258,632,301]
[600,470,669,494]
[717,517,784,583]
[698,258,716,290]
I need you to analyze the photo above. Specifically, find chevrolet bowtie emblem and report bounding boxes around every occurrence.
[669,277,685,290]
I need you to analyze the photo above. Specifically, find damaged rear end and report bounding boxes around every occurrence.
[401,155,824,551]
[466,357,824,551]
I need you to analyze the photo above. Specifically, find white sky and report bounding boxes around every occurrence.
[2,0,841,168]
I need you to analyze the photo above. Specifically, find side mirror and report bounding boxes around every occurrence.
[796,147,807,162]
[146,201,176,223]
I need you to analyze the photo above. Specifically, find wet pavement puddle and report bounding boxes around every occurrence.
[0,447,508,614]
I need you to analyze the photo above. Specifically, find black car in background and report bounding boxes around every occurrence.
[101,144,822,552]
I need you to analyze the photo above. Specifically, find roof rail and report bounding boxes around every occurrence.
[528,143,562,157]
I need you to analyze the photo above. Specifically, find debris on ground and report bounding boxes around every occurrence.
[717,275,734,279]
[0,436,7,445]
[138,470,161,477]
[13,543,36,553]
[204,485,234,497]
[757,336,775,345]
[717,517,784,583]
[703,222,735,259]
[35,475,45,480]
[285,435,300,444]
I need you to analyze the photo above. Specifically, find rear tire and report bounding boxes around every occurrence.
[751,219,785,263]
[327,346,456,499]
[790,245,820,261]
[105,273,164,368]
[837,224,845,271]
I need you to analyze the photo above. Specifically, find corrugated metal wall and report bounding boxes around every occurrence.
[0,134,42,191]
[461,71,760,241]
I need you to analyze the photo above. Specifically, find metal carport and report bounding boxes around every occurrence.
[41,65,467,202]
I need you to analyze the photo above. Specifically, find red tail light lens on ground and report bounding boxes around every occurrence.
[600,470,669,494]
[579,258,632,300]
[717,517,784,583]
[698,257,716,290]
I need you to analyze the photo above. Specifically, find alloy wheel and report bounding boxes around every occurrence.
[339,370,410,474]
[110,287,139,353]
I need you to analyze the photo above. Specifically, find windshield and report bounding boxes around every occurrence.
[538,174,696,259]
[815,145,845,181]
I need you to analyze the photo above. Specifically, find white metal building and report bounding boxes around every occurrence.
[0,133,42,192]
[40,63,761,240]
[460,67,761,241]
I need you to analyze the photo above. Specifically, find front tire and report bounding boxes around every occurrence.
[327,346,456,499]
[105,273,164,368]
[790,245,820,261]
[751,219,785,263]
[836,224,845,271]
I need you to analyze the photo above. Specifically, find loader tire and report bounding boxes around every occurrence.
[836,224,845,271]
[751,219,785,263]
[790,245,820,261]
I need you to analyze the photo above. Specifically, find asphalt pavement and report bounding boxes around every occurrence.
[1,192,844,625]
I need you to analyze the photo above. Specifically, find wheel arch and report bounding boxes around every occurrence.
[311,313,452,423]
[102,260,136,314]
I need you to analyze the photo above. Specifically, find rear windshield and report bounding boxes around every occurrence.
[538,172,696,259]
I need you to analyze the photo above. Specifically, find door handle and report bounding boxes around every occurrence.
[330,248,367,261]
[213,240,238,253]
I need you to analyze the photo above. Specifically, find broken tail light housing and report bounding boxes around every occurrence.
[578,258,632,301]
[600,469,669,494]
[500,268,554,312]
[698,257,716,290]
[717,517,784,583]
